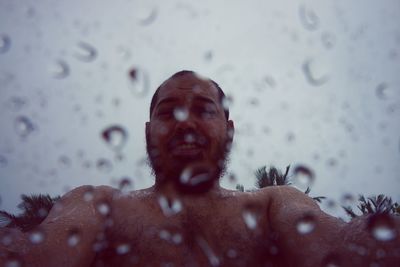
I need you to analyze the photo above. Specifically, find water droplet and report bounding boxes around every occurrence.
[97,202,110,216]
[116,243,131,254]
[158,195,182,216]
[242,210,258,230]
[58,155,71,167]
[74,42,97,62]
[118,177,133,193]
[322,254,342,267]
[83,190,94,202]
[0,155,7,168]
[227,249,237,258]
[340,193,355,207]
[101,125,128,151]
[172,233,182,244]
[127,67,149,97]
[204,50,213,61]
[137,7,157,26]
[0,34,11,53]
[222,95,233,111]
[292,165,315,190]
[299,4,319,31]
[7,96,28,111]
[5,259,22,267]
[197,237,220,267]
[296,214,316,234]
[14,116,35,138]
[51,60,70,79]
[159,229,171,240]
[368,213,397,242]
[67,229,80,247]
[321,32,336,49]
[174,107,189,121]
[96,158,112,173]
[375,82,391,100]
[29,230,44,244]
[302,59,329,86]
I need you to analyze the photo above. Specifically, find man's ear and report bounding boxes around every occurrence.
[227,120,234,143]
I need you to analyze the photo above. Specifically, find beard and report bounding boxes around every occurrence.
[146,135,231,193]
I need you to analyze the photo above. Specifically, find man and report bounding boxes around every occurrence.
[0,71,399,266]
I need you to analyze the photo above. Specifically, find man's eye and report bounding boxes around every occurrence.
[199,108,216,118]
[157,109,173,117]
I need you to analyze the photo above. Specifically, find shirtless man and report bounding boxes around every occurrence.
[1,71,399,266]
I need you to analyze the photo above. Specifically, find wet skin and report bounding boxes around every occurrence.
[1,73,399,267]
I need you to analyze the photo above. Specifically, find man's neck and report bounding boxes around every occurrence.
[153,178,222,197]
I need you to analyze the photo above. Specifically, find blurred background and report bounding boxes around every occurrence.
[0,0,399,219]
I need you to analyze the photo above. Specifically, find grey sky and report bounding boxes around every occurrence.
[0,0,399,219]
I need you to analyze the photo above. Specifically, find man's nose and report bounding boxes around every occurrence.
[174,107,196,131]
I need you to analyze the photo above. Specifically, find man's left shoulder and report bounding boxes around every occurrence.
[255,185,319,209]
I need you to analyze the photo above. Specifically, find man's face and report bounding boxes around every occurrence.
[146,74,234,188]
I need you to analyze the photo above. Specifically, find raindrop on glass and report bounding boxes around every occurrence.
[174,107,189,121]
[5,259,21,267]
[118,177,133,193]
[51,60,70,79]
[227,249,237,258]
[197,237,220,267]
[158,195,182,216]
[83,190,94,202]
[296,215,315,234]
[101,125,128,151]
[0,155,7,168]
[58,155,71,168]
[299,4,319,31]
[14,116,35,138]
[204,50,213,61]
[368,213,397,242]
[292,165,315,190]
[242,210,258,230]
[137,7,158,26]
[375,82,391,100]
[8,96,28,111]
[74,42,97,62]
[0,34,11,54]
[96,158,112,173]
[302,59,329,86]
[172,233,183,245]
[127,67,149,97]
[321,32,336,49]
[340,193,355,207]
[67,229,80,247]
[222,95,233,111]
[29,230,44,244]
[97,202,110,216]
[116,243,131,254]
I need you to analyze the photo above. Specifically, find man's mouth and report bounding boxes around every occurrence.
[171,142,203,157]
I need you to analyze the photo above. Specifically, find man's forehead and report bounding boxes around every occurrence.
[157,75,219,101]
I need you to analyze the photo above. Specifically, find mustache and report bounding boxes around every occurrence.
[167,130,208,149]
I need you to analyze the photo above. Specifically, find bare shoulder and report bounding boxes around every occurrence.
[244,186,318,209]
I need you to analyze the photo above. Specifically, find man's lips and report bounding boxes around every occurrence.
[170,142,204,157]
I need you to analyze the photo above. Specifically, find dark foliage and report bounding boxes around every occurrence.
[254,165,291,188]
[343,194,400,219]
[0,194,60,232]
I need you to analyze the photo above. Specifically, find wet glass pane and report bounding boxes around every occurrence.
[0,0,399,265]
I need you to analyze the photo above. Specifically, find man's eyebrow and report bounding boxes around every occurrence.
[155,98,179,108]
[193,96,218,105]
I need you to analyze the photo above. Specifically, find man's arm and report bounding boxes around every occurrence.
[0,185,114,267]
[266,186,400,267]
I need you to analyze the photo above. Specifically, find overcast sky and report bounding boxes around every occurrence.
[0,0,399,218]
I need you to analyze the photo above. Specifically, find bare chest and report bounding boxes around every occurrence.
[92,196,273,267]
